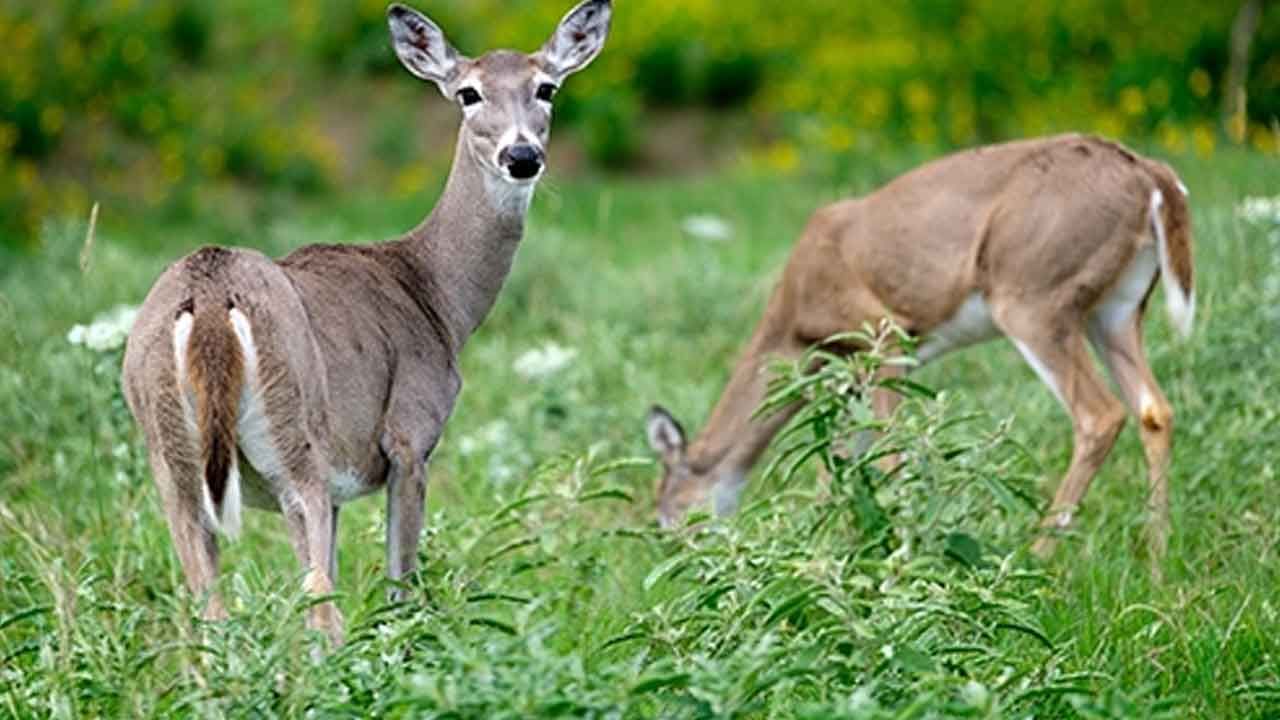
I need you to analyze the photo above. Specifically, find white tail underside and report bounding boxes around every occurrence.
[173,310,244,539]
[1150,189,1195,340]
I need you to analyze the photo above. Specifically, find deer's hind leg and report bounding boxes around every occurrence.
[232,310,343,645]
[145,391,226,623]
[278,472,343,645]
[1086,245,1172,576]
[993,306,1128,559]
[263,425,343,645]
[267,430,343,645]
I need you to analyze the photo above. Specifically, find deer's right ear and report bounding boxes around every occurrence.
[388,4,460,95]
[646,405,686,461]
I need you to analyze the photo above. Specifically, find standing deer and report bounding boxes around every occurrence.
[646,134,1193,567]
[122,0,611,644]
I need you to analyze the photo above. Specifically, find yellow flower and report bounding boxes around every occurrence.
[909,119,938,145]
[904,81,935,116]
[0,123,17,152]
[393,164,430,199]
[1188,69,1211,99]
[1157,124,1187,154]
[1191,124,1216,158]
[1094,112,1124,140]
[39,105,66,136]
[861,87,891,126]
[825,124,855,153]
[1227,111,1247,144]
[1119,87,1146,117]
[763,141,799,174]
[1248,124,1276,154]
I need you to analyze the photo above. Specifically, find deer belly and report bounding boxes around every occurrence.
[329,469,380,505]
[916,292,1000,364]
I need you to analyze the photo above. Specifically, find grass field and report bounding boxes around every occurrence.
[1,145,1278,718]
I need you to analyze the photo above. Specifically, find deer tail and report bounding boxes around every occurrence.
[181,298,245,538]
[1145,164,1195,340]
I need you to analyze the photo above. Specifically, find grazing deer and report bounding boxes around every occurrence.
[121,0,611,643]
[646,134,1193,566]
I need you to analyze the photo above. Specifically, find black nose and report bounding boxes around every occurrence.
[499,144,544,180]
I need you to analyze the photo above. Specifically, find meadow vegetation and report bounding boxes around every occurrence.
[2,144,1279,717]
[2,0,1277,243]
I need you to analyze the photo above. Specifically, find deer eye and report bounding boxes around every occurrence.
[457,87,482,107]
[535,83,558,102]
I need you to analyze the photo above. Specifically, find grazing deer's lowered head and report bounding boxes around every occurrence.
[121,0,610,647]
[647,404,750,530]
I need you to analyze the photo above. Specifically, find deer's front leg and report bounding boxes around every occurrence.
[381,368,456,599]
[383,434,430,601]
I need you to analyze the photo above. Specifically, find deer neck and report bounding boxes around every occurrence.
[687,339,793,491]
[403,139,534,346]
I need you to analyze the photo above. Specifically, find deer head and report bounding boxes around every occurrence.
[646,405,720,529]
[388,0,611,185]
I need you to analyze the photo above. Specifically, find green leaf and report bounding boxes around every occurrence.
[468,617,517,636]
[765,589,820,628]
[643,554,689,592]
[487,493,552,522]
[944,531,985,568]
[0,605,51,632]
[482,536,540,565]
[892,643,938,675]
[631,673,691,695]
[575,488,634,505]
[995,621,1055,651]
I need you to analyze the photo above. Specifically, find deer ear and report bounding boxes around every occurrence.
[646,405,686,460]
[387,4,461,95]
[539,0,611,81]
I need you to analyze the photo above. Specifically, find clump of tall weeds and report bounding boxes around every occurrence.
[619,323,1175,718]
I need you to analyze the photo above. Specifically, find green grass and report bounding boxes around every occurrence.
[1,146,1279,718]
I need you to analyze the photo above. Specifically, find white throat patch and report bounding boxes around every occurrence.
[483,169,536,216]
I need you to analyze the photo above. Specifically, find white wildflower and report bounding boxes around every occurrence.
[512,342,577,380]
[458,420,512,457]
[961,680,990,709]
[67,304,138,352]
[457,434,481,457]
[1236,196,1280,225]
[681,214,733,242]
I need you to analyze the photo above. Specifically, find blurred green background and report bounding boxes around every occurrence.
[1,0,1277,248]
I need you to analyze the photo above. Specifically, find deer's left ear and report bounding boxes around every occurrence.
[538,0,611,81]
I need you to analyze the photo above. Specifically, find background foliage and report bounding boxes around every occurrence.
[2,0,1278,245]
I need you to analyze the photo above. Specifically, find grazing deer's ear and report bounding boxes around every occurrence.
[646,405,686,460]
[387,4,460,95]
[538,0,611,81]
